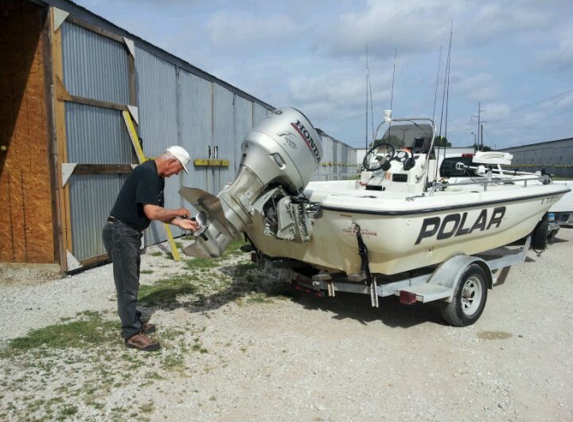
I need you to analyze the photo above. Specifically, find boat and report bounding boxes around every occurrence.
[438,151,573,236]
[180,108,570,276]
[549,180,573,226]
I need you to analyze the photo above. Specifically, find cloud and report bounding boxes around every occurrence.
[318,0,461,59]
[450,72,499,103]
[534,27,573,72]
[205,11,299,53]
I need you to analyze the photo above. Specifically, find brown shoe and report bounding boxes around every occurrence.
[141,322,156,334]
[125,332,160,351]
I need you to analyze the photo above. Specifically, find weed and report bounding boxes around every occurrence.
[151,251,163,257]
[60,405,78,417]
[145,372,165,380]
[7,312,117,353]
[161,354,184,371]
[187,338,209,354]
[140,403,155,413]
[184,257,221,270]
[138,274,197,306]
[222,240,248,256]
[141,269,154,274]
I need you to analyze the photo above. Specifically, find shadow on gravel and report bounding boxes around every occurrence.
[292,290,444,328]
[137,260,444,329]
[138,261,296,321]
[548,237,568,244]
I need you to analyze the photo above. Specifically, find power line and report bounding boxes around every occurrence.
[484,87,573,119]
[449,105,573,135]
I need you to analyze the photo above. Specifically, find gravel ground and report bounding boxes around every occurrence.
[1,228,572,422]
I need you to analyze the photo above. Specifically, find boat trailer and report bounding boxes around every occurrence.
[255,237,531,327]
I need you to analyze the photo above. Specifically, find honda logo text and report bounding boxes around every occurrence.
[291,120,321,163]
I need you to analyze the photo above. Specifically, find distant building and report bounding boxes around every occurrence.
[500,138,573,178]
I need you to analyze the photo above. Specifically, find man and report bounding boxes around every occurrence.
[102,146,199,351]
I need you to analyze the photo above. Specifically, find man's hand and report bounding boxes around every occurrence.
[143,205,193,223]
[175,208,192,219]
[174,217,200,232]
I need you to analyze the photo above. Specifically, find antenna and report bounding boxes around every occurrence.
[432,45,443,124]
[444,21,453,143]
[388,48,397,140]
[365,44,369,151]
[390,48,397,110]
[435,20,453,182]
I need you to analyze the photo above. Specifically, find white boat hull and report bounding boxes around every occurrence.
[245,183,568,275]
[550,180,573,214]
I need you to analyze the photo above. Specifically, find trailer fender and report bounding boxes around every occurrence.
[428,255,493,303]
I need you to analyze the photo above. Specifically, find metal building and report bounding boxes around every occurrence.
[0,0,355,273]
[501,138,573,178]
[315,129,358,181]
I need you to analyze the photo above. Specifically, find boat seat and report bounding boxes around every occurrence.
[411,137,431,154]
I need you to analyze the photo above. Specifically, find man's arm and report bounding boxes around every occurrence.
[143,204,199,231]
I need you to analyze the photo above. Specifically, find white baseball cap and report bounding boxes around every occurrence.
[166,146,190,173]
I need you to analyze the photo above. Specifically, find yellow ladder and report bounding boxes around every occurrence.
[122,110,181,261]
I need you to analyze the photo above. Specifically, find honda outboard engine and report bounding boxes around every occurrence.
[180,107,323,258]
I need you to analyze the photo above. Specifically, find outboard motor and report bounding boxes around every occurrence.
[180,107,323,258]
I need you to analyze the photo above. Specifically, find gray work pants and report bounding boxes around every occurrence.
[102,220,144,340]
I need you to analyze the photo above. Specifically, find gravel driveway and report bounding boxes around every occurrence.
[1,228,572,422]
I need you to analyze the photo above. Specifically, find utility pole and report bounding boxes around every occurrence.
[472,102,486,151]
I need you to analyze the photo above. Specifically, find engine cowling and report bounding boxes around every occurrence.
[181,107,323,258]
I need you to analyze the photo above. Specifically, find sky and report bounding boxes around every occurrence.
[73,0,573,150]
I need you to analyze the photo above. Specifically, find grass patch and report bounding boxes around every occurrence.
[246,292,273,304]
[222,240,247,256]
[141,269,154,275]
[138,274,198,306]
[7,311,117,353]
[182,240,248,270]
[184,257,222,269]
[161,353,185,371]
[151,251,163,257]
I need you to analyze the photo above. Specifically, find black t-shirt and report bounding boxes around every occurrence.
[110,160,165,230]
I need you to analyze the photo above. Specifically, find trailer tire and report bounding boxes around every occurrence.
[441,263,488,327]
[531,212,549,251]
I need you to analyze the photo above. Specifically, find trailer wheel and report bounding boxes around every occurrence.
[531,212,549,250]
[441,264,488,327]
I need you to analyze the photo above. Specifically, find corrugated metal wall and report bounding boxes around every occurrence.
[55,6,357,267]
[62,21,133,261]
[312,133,357,181]
[234,96,253,174]
[253,103,269,126]
[61,22,130,104]
[212,84,235,194]
[178,69,212,196]
[135,47,181,244]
